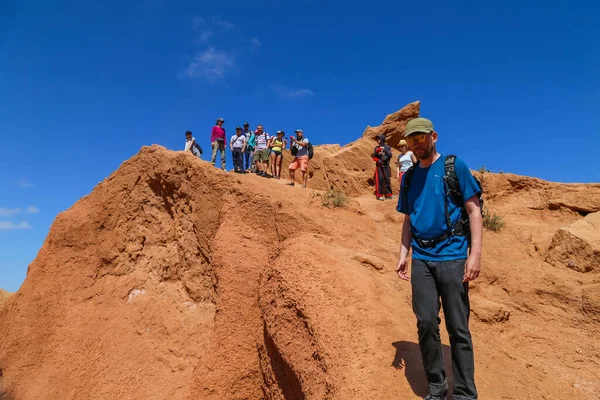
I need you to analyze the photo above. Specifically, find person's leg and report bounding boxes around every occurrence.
[411,259,448,397]
[436,259,477,400]
[270,152,277,176]
[275,154,282,178]
[300,157,309,187]
[253,152,262,173]
[384,166,393,198]
[219,142,226,170]
[288,158,298,185]
[377,165,385,198]
[235,149,242,172]
[211,142,218,166]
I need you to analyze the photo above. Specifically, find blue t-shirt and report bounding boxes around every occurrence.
[397,154,480,261]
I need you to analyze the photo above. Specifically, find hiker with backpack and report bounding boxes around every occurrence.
[243,122,255,172]
[268,130,287,180]
[288,129,311,188]
[252,125,270,177]
[184,130,202,158]
[395,118,482,400]
[211,117,227,170]
[372,134,395,200]
[230,126,247,173]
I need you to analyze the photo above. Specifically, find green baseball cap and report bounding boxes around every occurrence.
[404,118,434,137]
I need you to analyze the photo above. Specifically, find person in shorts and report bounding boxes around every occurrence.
[288,129,310,188]
[252,125,270,177]
[268,130,287,179]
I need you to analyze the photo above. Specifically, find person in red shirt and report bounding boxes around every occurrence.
[211,117,226,170]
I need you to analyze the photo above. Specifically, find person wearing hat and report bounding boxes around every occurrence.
[372,134,394,200]
[210,117,227,170]
[230,126,247,173]
[252,125,270,177]
[288,129,310,188]
[395,139,417,190]
[243,122,255,172]
[268,130,287,179]
[395,117,482,400]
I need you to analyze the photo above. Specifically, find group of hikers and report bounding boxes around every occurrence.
[184,119,312,188]
[185,116,482,400]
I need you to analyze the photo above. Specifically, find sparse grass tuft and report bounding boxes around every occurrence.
[483,209,505,232]
[478,165,491,174]
[321,189,348,208]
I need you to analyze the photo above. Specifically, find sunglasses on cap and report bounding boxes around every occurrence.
[406,133,431,146]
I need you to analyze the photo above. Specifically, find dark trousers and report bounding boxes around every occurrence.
[411,259,477,399]
[376,164,392,197]
[233,148,244,172]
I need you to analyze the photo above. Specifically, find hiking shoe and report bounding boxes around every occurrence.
[387,195,397,200]
[424,394,447,400]
[377,196,385,201]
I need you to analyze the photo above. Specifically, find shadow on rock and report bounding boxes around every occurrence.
[391,341,453,399]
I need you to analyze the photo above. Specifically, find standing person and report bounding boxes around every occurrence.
[268,130,287,179]
[211,117,227,170]
[372,134,394,200]
[396,139,417,188]
[230,126,247,173]
[396,118,482,400]
[287,129,310,188]
[243,122,255,172]
[252,125,270,177]
[184,130,202,158]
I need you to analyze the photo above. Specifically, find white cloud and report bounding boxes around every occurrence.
[250,38,261,49]
[199,30,213,43]
[192,16,206,30]
[0,206,40,217]
[19,178,33,188]
[0,221,32,230]
[270,84,315,99]
[211,17,235,30]
[183,47,237,82]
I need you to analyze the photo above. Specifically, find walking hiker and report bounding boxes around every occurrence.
[184,130,202,158]
[288,129,310,188]
[252,125,270,177]
[395,117,482,400]
[269,130,287,179]
[230,126,247,173]
[211,117,227,170]
[243,122,255,172]
[372,134,394,200]
[396,139,416,190]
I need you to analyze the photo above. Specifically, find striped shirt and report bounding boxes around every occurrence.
[255,131,270,150]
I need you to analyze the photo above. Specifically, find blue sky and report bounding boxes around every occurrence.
[0,0,599,291]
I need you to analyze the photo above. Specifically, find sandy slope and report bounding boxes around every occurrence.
[1,107,599,399]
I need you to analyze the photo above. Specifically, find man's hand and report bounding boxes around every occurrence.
[463,253,481,282]
[396,258,409,281]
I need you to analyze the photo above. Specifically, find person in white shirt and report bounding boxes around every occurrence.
[396,139,416,187]
[230,127,247,173]
[185,131,202,158]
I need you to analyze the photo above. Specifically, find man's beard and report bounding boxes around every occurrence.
[414,145,434,160]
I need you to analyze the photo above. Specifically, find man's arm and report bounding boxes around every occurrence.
[396,215,412,280]
[295,139,308,147]
[464,195,483,282]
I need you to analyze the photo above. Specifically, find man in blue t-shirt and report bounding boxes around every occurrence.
[396,118,482,400]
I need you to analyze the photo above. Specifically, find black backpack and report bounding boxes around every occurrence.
[306,141,314,159]
[401,155,484,247]
[193,142,203,155]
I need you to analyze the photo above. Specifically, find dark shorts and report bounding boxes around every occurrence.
[271,150,282,157]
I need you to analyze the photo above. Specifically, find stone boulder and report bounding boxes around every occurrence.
[545,212,600,273]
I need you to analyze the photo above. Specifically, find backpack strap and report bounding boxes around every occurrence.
[443,154,469,236]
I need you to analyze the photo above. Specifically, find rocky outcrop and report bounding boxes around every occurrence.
[545,212,600,273]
